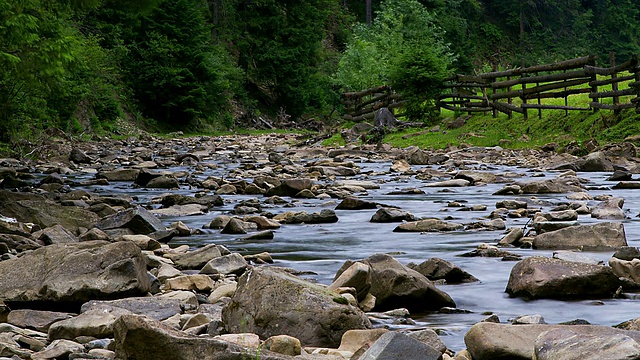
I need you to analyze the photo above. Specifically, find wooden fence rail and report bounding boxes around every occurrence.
[439,53,640,119]
[341,54,640,122]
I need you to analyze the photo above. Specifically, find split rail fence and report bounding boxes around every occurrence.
[341,54,640,121]
[439,54,640,119]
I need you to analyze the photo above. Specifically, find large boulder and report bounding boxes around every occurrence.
[370,208,416,223]
[113,314,293,360]
[353,254,455,311]
[535,327,640,360]
[532,222,627,250]
[0,190,99,233]
[0,241,150,304]
[81,297,183,321]
[222,266,371,348]
[505,256,620,299]
[464,322,640,360]
[97,206,165,235]
[579,151,615,172]
[609,247,640,284]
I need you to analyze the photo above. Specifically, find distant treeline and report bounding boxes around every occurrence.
[1,0,639,144]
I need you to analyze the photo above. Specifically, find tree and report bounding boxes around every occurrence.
[335,0,452,121]
[122,0,241,129]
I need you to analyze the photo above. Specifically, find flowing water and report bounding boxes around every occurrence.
[75,156,640,352]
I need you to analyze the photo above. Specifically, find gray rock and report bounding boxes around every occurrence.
[200,253,248,275]
[393,219,463,232]
[275,209,339,224]
[358,331,441,360]
[370,208,416,223]
[222,266,371,348]
[7,310,74,332]
[516,176,585,194]
[465,322,640,360]
[423,179,471,187]
[70,148,93,164]
[506,256,620,299]
[81,297,183,321]
[356,254,455,312]
[0,241,150,304]
[167,244,222,270]
[336,197,378,210]
[495,200,527,209]
[97,206,165,235]
[113,314,292,360]
[408,258,478,284]
[48,305,133,340]
[591,197,626,219]
[36,225,80,245]
[145,175,179,189]
[580,151,614,172]
[613,246,640,261]
[552,251,603,265]
[405,329,447,354]
[533,222,627,250]
[329,262,371,302]
[609,257,640,284]
[535,328,640,360]
[0,190,99,233]
[31,339,84,360]
[96,169,141,182]
[265,178,314,197]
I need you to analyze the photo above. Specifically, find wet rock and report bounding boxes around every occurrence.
[465,218,506,231]
[336,197,378,210]
[535,328,640,360]
[265,178,314,197]
[516,176,585,194]
[590,196,626,219]
[532,220,579,234]
[152,204,208,217]
[0,241,150,304]
[390,159,412,173]
[114,314,290,360]
[222,266,371,348]
[145,175,179,189]
[393,219,463,232]
[370,208,416,223]
[552,250,603,265]
[498,227,524,246]
[534,209,579,222]
[200,253,248,276]
[579,151,615,172]
[97,206,165,235]
[424,179,471,187]
[274,209,338,224]
[608,169,633,181]
[459,243,522,260]
[506,256,620,299]
[464,322,640,360]
[613,181,640,189]
[164,274,214,292]
[358,331,442,360]
[220,218,252,234]
[354,254,455,312]
[408,258,479,284]
[96,169,141,182]
[454,170,497,185]
[609,256,640,284]
[406,328,447,355]
[533,222,627,250]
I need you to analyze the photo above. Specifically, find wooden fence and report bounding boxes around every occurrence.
[439,54,640,119]
[341,54,640,121]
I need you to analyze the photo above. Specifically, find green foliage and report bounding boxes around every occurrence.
[335,0,453,121]
[122,0,241,130]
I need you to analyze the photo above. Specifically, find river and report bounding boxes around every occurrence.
[75,151,640,352]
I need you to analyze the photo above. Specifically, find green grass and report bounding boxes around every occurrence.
[325,73,640,150]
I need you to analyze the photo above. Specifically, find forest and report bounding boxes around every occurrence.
[1,0,639,144]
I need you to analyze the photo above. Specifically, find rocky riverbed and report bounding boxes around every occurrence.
[2,132,640,359]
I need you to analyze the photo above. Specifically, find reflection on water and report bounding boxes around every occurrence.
[78,159,640,352]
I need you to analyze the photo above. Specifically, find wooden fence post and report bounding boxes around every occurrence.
[521,59,528,120]
[610,52,620,115]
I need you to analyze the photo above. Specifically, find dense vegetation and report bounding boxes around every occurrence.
[1,0,639,147]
